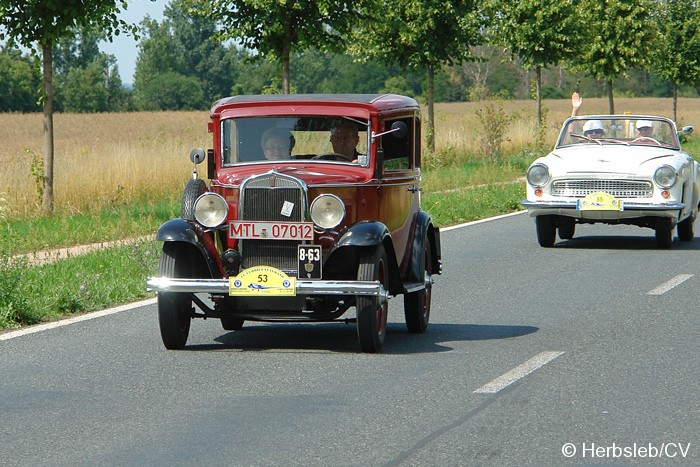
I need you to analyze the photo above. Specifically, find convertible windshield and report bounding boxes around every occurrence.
[557,117,679,149]
[221,116,370,165]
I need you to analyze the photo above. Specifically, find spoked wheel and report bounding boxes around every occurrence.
[655,217,673,249]
[157,243,193,349]
[404,237,432,333]
[536,216,556,247]
[356,246,389,353]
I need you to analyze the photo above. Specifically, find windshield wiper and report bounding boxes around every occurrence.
[570,133,602,145]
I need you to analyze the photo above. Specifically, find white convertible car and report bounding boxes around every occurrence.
[522,115,699,248]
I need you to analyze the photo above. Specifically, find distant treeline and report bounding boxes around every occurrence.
[1,0,697,113]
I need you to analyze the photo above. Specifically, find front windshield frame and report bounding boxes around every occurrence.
[556,116,680,150]
[220,116,371,167]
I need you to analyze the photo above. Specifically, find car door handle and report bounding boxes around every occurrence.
[407,186,422,192]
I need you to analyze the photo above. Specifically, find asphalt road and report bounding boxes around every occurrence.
[1,211,698,466]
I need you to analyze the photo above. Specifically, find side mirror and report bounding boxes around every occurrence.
[371,120,409,143]
[390,121,408,139]
[682,125,694,135]
[190,148,206,164]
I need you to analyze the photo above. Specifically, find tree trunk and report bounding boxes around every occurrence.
[41,43,55,215]
[426,63,435,152]
[673,83,678,123]
[281,41,290,94]
[535,66,542,128]
[607,78,615,114]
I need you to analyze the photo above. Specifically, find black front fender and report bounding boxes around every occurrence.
[335,220,391,247]
[324,221,402,294]
[156,218,220,278]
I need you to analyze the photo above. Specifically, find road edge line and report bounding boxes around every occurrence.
[0,298,157,341]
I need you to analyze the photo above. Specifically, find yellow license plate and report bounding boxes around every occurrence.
[229,266,296,296]
[577,191,623,211]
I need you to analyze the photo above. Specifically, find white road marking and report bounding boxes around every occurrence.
[473,351,564,394]
[0,298,156,341]
[646,274,693,295]
[441,210,525,232]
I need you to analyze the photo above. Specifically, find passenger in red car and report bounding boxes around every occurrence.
[262,128,295,160]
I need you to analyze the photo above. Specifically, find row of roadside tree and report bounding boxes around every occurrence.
[2,0,700,214]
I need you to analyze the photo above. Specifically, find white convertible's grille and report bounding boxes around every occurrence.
[551,180,653,198]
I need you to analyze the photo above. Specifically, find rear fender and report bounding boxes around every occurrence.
[405,211,442,285]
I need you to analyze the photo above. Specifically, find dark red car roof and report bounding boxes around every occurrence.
[211,94,419,116]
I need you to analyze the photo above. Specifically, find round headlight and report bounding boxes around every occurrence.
[194,193,228,227]
[310,194,345,229]
[527,163,550,187]
[654,165,677,188]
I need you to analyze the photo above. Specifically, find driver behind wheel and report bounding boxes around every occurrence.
[635,120,653,138]
[330,120,361,161]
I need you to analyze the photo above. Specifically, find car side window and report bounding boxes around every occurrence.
[381,117,413,170]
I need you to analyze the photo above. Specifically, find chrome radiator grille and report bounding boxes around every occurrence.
[239,173,306,272]
[551,180,653,198]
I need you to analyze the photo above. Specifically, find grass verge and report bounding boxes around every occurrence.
[0,158,530,331]
[1,241,160,329]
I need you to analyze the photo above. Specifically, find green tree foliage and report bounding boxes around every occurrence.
[354,0,484,151]
[573,0,658,113]
[0,48,41,112]
[53,29,126,112]
[488,0,582,126]
[187,0,359,93]
[57,55,125,112]
[0,0,135,214]
[133,0,230,110]
[138,71,205,110]
[652,0,700,122]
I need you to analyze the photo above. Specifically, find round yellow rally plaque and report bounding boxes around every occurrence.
[229,266,296,296]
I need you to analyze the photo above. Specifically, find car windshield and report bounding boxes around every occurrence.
[557,117,679,149]
[221,116,370,166]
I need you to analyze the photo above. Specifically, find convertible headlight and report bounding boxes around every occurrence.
[654,165,677,189]
[526,163,550,187]
[310,194,345,229]
[194,193,228,227]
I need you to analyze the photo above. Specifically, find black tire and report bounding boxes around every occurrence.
[157,244,193,349]
[655,217,673,249]
[181,178,207,220]
[221,317,244,331]
[356,246,389,353]
[536,216,556,247]
[404,237,432,334]
[558,217,576,240]
[677,215,694,241]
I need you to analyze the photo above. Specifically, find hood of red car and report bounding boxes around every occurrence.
[217,163,372,186]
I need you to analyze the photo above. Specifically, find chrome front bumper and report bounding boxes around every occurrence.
[147,277,389,302]
[520,199,685,211]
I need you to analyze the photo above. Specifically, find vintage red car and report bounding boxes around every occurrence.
[147,94,442,352]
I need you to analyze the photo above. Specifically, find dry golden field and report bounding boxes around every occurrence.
[1,97,699,217]
[0,111,210,216]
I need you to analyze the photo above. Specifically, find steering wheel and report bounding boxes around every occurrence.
[312,152,352,162]
[631,136,662,146]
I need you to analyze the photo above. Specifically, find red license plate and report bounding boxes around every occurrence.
[229,221,314,240]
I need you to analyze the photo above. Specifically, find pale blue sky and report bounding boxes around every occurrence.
[100,0,167,85]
